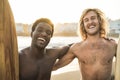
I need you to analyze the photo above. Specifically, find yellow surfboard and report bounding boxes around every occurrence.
[0,0,19,80]
[115,35,120,80]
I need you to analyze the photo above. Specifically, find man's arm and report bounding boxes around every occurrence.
[53,46,75,70]
[58,43,73,59]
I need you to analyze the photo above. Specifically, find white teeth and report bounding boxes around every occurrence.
[89,26,95,29]
[38,38,46,42]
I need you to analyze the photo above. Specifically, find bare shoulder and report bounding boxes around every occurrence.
[70,41,83,51]
[19,47,30,58]
[105,37,117,44]
[46,45,69,54]
[104,37,117,48]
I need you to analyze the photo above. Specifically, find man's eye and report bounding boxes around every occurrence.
[84,19,88,22]
[91,16,96,20]
[91,17,95,20]
[46,31,52,35]
[37,29,42,32]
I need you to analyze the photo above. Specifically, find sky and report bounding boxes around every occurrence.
[9,0,120,24]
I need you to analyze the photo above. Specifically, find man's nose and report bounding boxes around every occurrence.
[88,20,92,24]
[40,31,47,36]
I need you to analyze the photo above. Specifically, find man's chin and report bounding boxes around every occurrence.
[87,31,99,36]
[37,44,46,48]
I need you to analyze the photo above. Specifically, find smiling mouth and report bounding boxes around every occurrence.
[88,25,96,30]
[37,37,46,42]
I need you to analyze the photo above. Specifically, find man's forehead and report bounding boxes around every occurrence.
[37,22,53,28]
[83,11,97,19]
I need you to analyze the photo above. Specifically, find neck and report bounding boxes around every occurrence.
[86,33,102,43]
[29,45,46,60]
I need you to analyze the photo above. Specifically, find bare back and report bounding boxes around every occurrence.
[72,38,116,80]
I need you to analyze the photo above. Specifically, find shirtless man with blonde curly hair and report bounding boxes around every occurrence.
[53,8,117,80]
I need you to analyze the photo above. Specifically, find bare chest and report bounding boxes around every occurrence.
[75,43,115,64]
[20,55,57,80]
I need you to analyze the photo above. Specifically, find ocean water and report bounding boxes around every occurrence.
[17,36,119,51]
[17,36,81,51]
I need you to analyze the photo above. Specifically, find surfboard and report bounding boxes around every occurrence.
[115,35,120,80]
[0,0,19,80]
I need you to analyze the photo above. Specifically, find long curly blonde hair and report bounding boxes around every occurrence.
[78,8,108,40]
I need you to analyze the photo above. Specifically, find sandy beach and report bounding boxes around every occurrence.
[51,70,81,80]
[51,58,81,80]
